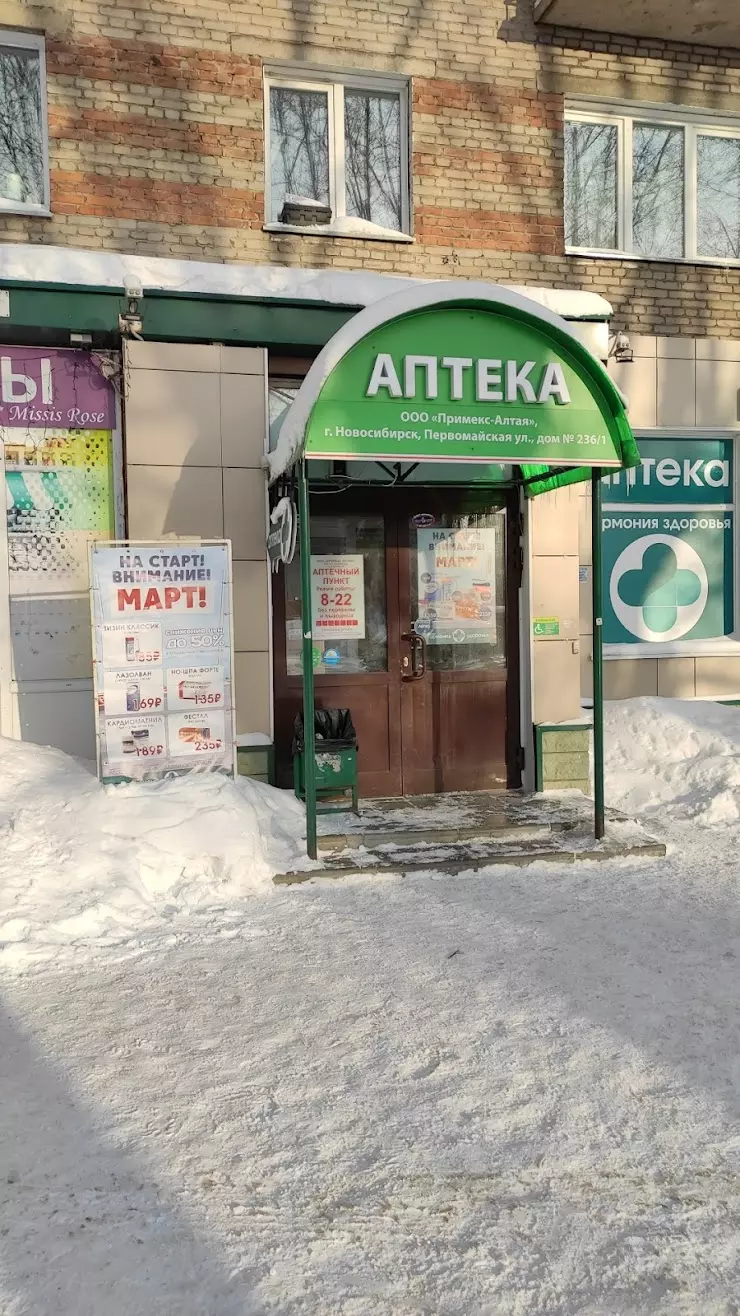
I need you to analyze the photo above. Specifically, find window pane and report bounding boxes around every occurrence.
[0,45,44,206]
[284,514,387,676]
[269,87,329,221]
[632,123,684,258]
[344,90,402,231]
[564,120,618,249]
[698,135,740,260]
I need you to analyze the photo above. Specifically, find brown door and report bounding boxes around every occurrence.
[272,489,520,796]
[397,498,514,793]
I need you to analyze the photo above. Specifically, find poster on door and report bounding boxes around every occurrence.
[416,527,497,645]
[90,540,235,782]
[311,554,366,639]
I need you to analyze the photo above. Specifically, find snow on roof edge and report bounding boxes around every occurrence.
[267,280,617,483]
[0,243,613,320]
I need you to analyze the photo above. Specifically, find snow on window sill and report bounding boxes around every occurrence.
[566,245,740,270]
[264,219,413,244]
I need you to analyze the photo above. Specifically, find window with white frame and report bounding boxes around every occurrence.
[265,71,410,236]
[565,103,740,263]
[0,33,48,213]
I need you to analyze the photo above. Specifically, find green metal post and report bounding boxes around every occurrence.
[591,468,605,841]
[297,460,318,859]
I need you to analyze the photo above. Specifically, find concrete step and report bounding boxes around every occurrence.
[275,827,667,885]
[316,818,557,854]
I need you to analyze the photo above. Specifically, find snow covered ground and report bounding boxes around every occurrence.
[2,699,740,1313]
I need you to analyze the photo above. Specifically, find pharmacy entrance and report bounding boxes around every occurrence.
[267,282,639,857]
[274,486,520,797]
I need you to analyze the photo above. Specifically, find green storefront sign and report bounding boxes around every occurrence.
[305,304,626,468]
[602,438,734,644]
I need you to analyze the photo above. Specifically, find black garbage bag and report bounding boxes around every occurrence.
[292,708,358,755]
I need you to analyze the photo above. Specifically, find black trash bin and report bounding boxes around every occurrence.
[292,709,359,815]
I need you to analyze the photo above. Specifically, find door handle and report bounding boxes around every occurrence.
[401,632,427,680]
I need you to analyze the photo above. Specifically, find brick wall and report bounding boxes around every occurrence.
[3,0,740,334]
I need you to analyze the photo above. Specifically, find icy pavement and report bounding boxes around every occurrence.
[1,698,740,1311]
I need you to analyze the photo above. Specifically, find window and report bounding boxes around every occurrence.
[0,33,48,214]
[565,103,740,263]
[265,71,410,238]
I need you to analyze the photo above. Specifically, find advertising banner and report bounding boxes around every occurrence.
[311,554,366,639]
[91,541,235,782]
[416,526,497,645]
[602,438,734,645]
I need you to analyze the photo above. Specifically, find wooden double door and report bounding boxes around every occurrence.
[273,489,521,798]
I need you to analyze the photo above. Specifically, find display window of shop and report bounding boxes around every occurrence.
[1,346,122,683]
[601,435,737,653]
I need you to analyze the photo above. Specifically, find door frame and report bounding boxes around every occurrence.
[271,481,522,793]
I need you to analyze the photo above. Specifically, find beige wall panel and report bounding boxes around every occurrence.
[127,342,221,372]
[580,646,593,701]
[533,640,581,723]
[695,361,740,429]
[126,370,222,466]
[126,465,224,539]
[695,656,740,697]
[578,484,591,565]
[657,657,696,697]
[604,659,658,699]
[221,372,266,467]
[531,559,580,641]
[657,358,696,428]
[223,468,268,560]
[696,339,740,363]
[610,357,657,429]
[657,337,695,359]
[232,559,270,653]
[220,346,266,375]
[530,487,580,557]
[629,335,658,358]
[579,578,593,636]
[234,651,272,736]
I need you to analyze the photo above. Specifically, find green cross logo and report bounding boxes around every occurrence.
[617,542,702,634]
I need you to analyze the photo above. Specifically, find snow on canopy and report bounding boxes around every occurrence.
[266,280,637,487]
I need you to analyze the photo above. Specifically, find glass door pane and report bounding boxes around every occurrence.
[284,512,387,675]
[410,510,506,672]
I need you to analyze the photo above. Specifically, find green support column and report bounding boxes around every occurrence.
[591,468,605,841]
[297,460,318,860]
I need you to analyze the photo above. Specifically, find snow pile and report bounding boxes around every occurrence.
[0,737,307,967]
[606,695,740,826]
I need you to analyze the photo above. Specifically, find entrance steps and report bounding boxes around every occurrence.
[274,791,666,883]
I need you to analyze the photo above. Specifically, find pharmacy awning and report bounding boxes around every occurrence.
[267,281,639,495]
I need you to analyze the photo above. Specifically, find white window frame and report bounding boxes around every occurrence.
[0,30,50,217]
[264,67,412,241]
[566,99,740,267]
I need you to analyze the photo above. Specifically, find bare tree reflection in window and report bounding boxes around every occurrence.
[269,88,329,220]
[698,135,740,259]
[344,91,402,231]
[565,121,618,249]
[632,123,684,259]
[0,47,44,205]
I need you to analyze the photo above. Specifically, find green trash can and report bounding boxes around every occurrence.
[292,709,359,816]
